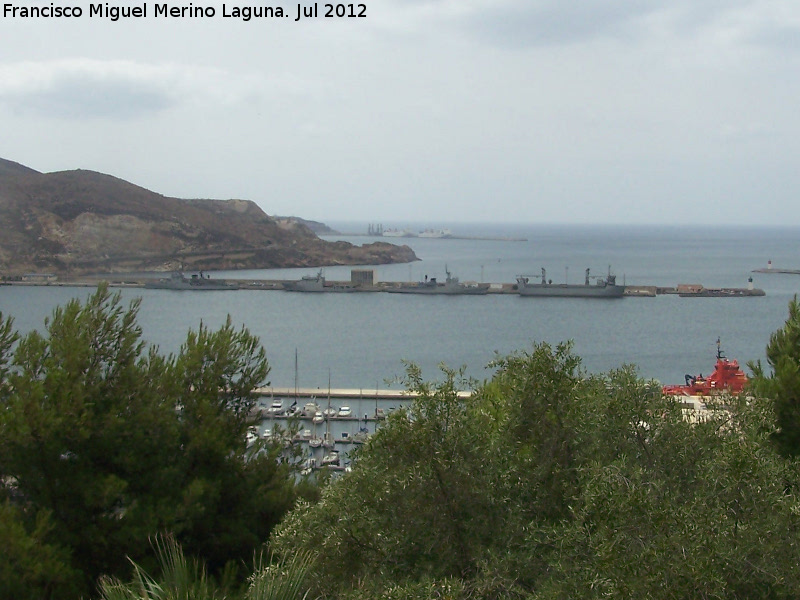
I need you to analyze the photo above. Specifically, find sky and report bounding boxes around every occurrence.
[1,0,799,226]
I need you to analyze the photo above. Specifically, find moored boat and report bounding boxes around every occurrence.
[283,270,325,292]
[386,267,489,295]
[321,450,340,466]
[662,339,748,396]
[145,271,239,291]
[516,267,624,298]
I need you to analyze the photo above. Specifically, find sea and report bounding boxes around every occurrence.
[2,223,800,395]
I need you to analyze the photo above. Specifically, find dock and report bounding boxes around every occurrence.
[255,386,470,400]
[5,277,765,298]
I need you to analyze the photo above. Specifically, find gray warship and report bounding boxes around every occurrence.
[144,271,239,291]
[386,267,489,295]
[516,267,624,298]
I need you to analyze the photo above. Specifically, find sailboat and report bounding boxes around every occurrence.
[322,371,335,449]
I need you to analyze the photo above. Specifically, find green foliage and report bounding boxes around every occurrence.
[98,536,315,600]
[99,535,221,600]
[749,296,800,458]
[0,285,297,599]
[0,501,80,600]
[246,550,315,600]
[535,392,800,599]
[489,341,584,523]
[271,341,800,600]
[271,362,507,597]
[0,311,18,401]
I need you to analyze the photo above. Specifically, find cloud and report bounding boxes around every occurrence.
[382,0,797,53]
[461,0,662,47]
[0,59,292,119]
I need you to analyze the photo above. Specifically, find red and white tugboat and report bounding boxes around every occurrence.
[662,339,748,397]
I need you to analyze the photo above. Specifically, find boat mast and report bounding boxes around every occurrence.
[326,370,332,444]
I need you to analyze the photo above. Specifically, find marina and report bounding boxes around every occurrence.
[249,387,444,471]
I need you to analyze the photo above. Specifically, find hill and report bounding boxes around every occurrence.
[0,158,416,275]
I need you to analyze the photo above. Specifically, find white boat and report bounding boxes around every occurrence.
[323,405,338,418]
[309,436,322,448]
[312,411,324,424]
[246,426,259,446]
[321,451,340,466]
[303,402,319,417]
[322,431,335,449]
[338,405,352,418]
[269,399,284,415]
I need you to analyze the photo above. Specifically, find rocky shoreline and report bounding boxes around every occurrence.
[0,158,418,276]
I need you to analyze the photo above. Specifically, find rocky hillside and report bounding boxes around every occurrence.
[0,158,417,275]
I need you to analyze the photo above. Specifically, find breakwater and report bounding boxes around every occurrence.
[5,277,766,298]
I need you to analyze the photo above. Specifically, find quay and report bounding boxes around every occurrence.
[254,386,473,399]
[4,274,765,298]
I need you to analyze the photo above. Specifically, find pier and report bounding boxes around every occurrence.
[4,275,766,298]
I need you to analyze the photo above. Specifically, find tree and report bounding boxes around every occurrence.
[271,340,800,600]
[749,296,800,458]
[0,501,80,600]
[0,285,297,599]
[270,363,515,598]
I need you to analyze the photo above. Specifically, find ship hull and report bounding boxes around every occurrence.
[145,281,237,291]
[283,282,325,292]
[517,283,624,298]
[386,286,488,295]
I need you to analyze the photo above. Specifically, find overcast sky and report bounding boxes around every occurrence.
[1,0,799,226]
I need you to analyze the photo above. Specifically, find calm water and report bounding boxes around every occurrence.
[2,223,800,390]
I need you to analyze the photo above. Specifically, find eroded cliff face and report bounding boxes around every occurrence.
[0,159,417,275]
